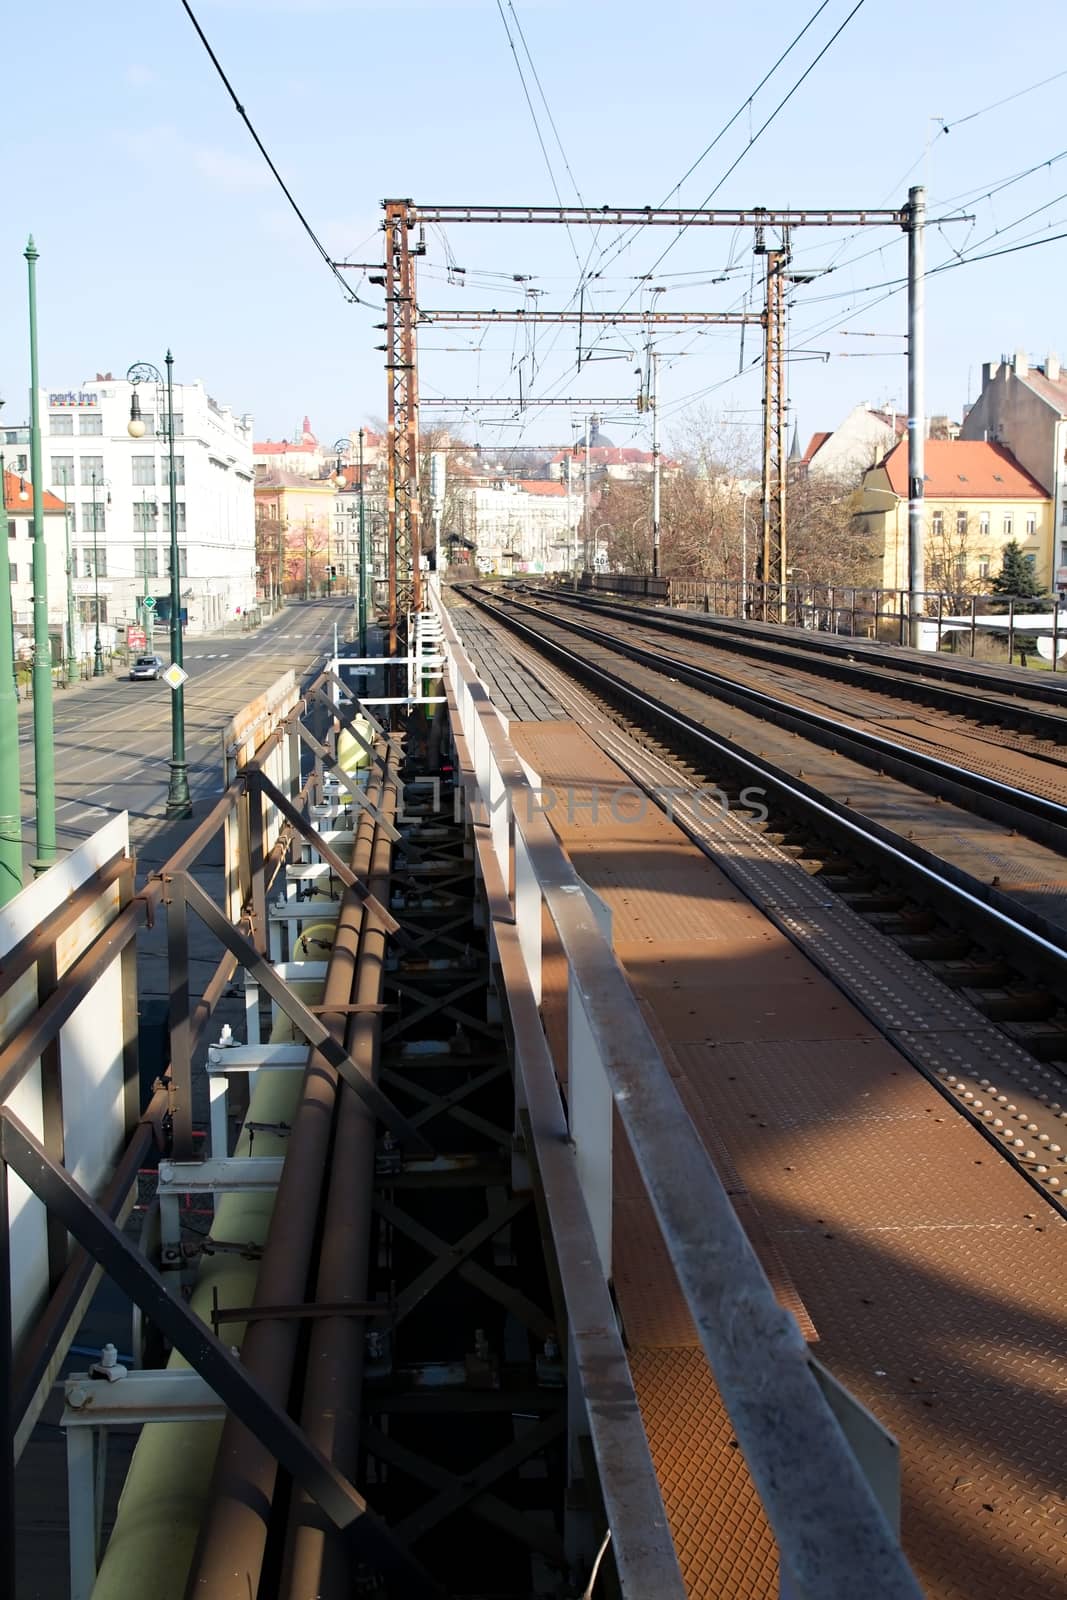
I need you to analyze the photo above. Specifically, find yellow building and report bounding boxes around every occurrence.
[856,439,1051,592]
[253,470,337,597]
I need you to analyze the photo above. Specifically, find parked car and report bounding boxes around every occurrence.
[129,654,165,681]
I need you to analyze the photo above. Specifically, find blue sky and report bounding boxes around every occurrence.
[2,0,1065,462]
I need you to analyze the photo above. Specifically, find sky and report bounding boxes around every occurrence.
[2,0,1066,465]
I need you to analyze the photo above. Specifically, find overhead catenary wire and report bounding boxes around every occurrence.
[177,0,369,306]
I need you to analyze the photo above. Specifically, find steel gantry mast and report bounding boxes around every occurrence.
[364,201,920,612]
[756,228,790,608]
[382,201,422,644]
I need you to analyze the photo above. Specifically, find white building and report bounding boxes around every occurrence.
[254,417,324,479]
[469,478,577,574]
[32,374,256,635]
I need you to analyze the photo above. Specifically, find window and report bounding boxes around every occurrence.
[80,455,104,486]
[49,414,73,436]
[8,564,16,582]
[81,546,107,578]
[131,456,155,486]
[82,501,105,533]
[134,546,159,578]
[78,413,103,436]
[6,519,13,539]
[163,545,188,576]
[133,499,157,532]
[51,455,74,488]
[1024,553,1037,570]
[1061,500,1067,527]
[931,511,944,537]
[1060,541,1067,568]
[5,452,27,474]
[956,511,968,538]
[978,558,991,580]
[161,501,186,533]
[1026,513,1037,538]
[78,598,107,625]
[1003,512,1014,537]
[161,455,185,486]
[67,503,76,533]
[979,512,990,536]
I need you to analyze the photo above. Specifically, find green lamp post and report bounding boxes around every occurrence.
[127,353,191,819]
[0,449,25,901]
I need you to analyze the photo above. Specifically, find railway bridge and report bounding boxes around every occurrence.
[4,587,1066,1600]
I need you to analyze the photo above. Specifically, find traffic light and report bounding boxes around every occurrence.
[331,566,337,579]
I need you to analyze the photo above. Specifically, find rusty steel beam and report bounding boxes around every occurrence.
[175,872,427,1153]
[280,767,397,1598]
[421,309,760,326]
[402,203,907,227]
[187,757,406,1600]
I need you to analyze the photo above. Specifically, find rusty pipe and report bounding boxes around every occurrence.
[185,752,392,1600]
[280,771,396,1598]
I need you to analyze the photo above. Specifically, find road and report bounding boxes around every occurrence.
[15,598,350,874]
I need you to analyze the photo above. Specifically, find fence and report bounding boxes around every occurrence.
[580,573,1067,666]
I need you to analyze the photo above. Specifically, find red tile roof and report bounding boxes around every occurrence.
[3,472,65,513]
[1020,369,1067,415]
[515,478,566,496]
[880,440,1047,500]
[803,431,832,464]
[253,439,321,456]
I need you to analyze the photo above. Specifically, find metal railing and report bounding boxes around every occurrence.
[580,572,1067,667]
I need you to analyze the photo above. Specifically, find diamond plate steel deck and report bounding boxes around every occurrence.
[501,706,1067,1600]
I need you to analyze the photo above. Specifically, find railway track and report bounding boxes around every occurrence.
[545,583,1067,737]
[457,584,1067,1209]
[448,588,1067,1600]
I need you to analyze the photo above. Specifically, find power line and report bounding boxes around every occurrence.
[493,0,584,273]
[541,0,871,399]
[947,67,1067,131]
[505,0,585,206]
[177,0,365,305]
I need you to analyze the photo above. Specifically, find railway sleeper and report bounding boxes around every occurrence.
[959,986,1058,1022]
[998,1019,1067,1059]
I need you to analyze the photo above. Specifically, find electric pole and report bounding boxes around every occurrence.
[906,185,926,647]
[583,419,592,572]
[650,351,661,579]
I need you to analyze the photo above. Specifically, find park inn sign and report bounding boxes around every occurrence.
[48,391,98,407]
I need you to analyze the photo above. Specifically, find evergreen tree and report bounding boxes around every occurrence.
[990,540,1044,600]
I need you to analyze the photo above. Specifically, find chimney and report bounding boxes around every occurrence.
[1048,352,1061,382]
[982,361,997,386]
[1014,349,1029,376]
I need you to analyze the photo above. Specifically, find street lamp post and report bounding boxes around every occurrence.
[0,449,25,901]
[141,489,155,650]
[331,436,355,622]
[592,522,614,572]
[128,352,191,819]
[89,471,108,676]
[57,466,79,682]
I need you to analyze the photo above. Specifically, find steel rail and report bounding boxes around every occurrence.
[466,591,1067,992]
[496,589,1067,849]
[563,585,1067,718]
[483,612,1067,1227]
